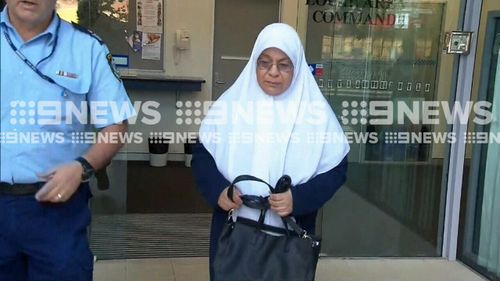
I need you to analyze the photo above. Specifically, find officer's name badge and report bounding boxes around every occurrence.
[57,70,78,79]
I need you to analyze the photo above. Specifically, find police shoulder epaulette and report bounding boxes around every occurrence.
[71,22,104,45]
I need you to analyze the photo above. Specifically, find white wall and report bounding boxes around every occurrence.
[121,0,308,158]
[281,0,308,45]
[122,0,215,156]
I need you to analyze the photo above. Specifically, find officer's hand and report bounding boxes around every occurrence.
[269,189,293,217]
[217,186,243,211]
[35,161,83,203]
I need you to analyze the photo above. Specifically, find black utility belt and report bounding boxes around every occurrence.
[0,182,44,196]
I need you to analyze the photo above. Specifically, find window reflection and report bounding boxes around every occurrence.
[306,1,450,257]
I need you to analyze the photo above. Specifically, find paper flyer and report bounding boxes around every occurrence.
[141,33,161,60]
[126,30,143,52]
[137,0,163,34]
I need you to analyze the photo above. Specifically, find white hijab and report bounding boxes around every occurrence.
[200,23,349,227]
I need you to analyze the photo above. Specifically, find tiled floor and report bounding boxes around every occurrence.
[94,257,208,281]
[94,257,488,281]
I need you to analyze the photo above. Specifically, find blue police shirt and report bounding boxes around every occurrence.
[0,8,136,184]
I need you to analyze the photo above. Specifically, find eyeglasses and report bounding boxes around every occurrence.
[257,59,294,74]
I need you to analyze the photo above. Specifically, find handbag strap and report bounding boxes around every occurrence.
[227,174,308,238]
[229,174,274,194]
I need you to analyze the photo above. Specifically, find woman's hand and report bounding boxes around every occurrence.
[269,189,293,217]
[218,186,243,211]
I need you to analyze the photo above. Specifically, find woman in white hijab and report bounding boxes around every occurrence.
[192,23,349,279]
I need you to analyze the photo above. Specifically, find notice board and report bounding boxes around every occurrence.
[58,0,165,73]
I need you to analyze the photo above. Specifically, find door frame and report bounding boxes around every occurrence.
[211,0,282,100]
[442,0,483,260]
[462,10,500,260]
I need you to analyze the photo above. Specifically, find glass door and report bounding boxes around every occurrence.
[459,1,500,279]
[304,0,465,256]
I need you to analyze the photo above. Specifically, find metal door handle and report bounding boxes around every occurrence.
[214,72,226,85]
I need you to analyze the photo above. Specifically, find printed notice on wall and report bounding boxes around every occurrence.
[141,33,161,60]
[126,30,143,52]
[137,0,163,34]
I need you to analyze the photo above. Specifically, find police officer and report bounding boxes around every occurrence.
[0,0,135,280]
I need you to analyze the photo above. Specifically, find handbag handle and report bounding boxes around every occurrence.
[227,175,309,238]
[228,175,274,198]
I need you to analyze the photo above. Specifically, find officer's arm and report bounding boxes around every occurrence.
[80,39,135,170]
[81,122,128,171]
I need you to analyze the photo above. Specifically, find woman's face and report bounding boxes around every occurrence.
[256,48,294,96]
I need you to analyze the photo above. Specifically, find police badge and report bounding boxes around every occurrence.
[106,53,121,80]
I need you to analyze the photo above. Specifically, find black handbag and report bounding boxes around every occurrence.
[213,175,321,281]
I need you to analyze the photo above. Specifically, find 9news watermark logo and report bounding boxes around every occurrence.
[8,100,161,126]
[175,100,206,125]
[9,101,37,125]
[340,100,493,126]
[4,98,499,146]
[340,100,369,125]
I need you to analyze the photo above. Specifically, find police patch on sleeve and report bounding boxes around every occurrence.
[106,53,121,80]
